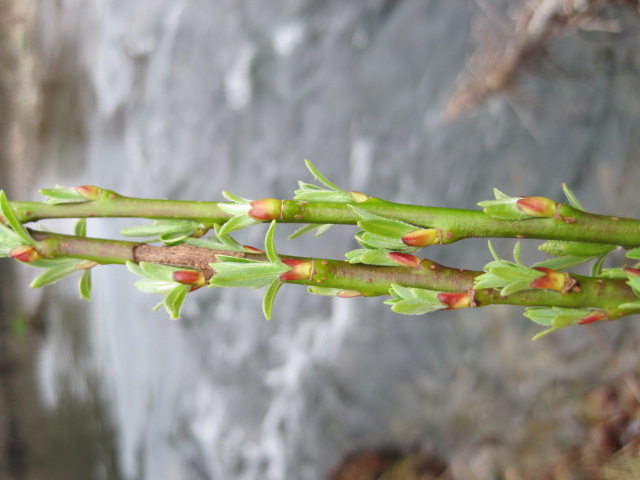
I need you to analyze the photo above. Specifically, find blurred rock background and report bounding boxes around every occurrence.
[2,1,640,479]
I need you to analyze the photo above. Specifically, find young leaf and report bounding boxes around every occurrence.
[164,284,191,319]
[304,159,346,193]
[384,284,447,315]
[288,223,333,240]
[39,185,88,204]
[29,259,82,288]
[262,279,283,320]
[0,222,23,256]
[561,183,584,211]
[79,269,92,300]
[477,189,530,220]
[264,220,280,263]
[0,191,36,246]
[209,257,289,289]
[524,307,604,340]
[75,218,87,237]
[345,248,399,266]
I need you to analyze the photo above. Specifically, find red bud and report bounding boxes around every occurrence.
[401,229,439,247]
[280,259,312,281]
[172,270,205,291]
[436,292,471,310]
[578,311,608,325]
[388,252,423,268]
[624,268,640,277]
[516,196,557,218]
[9,245,42,263]
[248,198,282,221]
[74,185,102,200]
[530,267,576,293]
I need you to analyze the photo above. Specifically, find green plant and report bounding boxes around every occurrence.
[2,162,640,339]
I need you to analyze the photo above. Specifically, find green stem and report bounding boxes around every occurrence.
[26,231,639,318]
[11,192,640,247]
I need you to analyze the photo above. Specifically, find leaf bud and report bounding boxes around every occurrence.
[530,267,576,293]
[248,198,282,221]
[9,245,42,263]
[74,185,102,200]
[436,292,472,310]
[388,252,423,268]
[336,290,363,298]
[349,191,369,203]
[401,228,439,247]
[577,311,608,325]
[279,259,312,281]
[516,196,557,218]
[172,270,206,291]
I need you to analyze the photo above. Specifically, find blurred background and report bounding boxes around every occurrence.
[2,1,640,479]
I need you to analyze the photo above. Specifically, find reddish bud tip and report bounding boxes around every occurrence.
[74,185,102,200]
[248,198,282,221]
[578,311,608,325]
[401,228,439,247]
[337,289,363,298]
[349,191,369,203]
[388,252,423,268]
[242,245,264,254]
[624,268,640,277]
[9,245,42,263]
[280,259,313,281]
[530,267,576,293]
[516,196,557,218]
[172,270,205,290]
[436,292,472,310]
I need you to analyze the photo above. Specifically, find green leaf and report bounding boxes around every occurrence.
[0,222,23,256]
[217,214,259,236]
[627,247,640,260]
[539,240,615,258]
[133,278,177,294]
[264,220,280,263]
[79,269,92,300]
[29,259,82,288]
[304,159,346,193]
[474,241,543,295]
[345,248,399,266]
[533,255,591,271]
[293,161,355,203]
[308,286,344,296]
[75,218,87,237]
[262,279,283,320]
[39,185,88,204]
[120,220,199,238]
[619,301,640,312]
[561,183,584,211]
[524,307,597,340]
[288,223,333,240]
[163,284,191,319]
[477,189,529,220]
[138,262,185,282]
[209,256,289,289]
[384,284,446,315]
[0,191,36,246]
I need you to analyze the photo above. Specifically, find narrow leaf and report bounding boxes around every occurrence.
[218,214,259,236]
[304,159,346,193]
[75,218,87,237]
[79,269,92,300]
[264,220,280,263]
[562,183,584,211]
[0,191,36,246]
[288,223,333,240]
[164,284,190,319]
[262,279,283,320]
[39,185,88,204]
[30,260,80,288]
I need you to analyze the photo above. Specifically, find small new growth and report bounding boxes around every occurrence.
[2,161,640,340]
